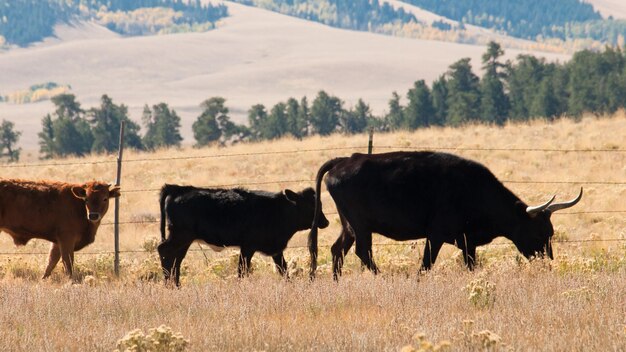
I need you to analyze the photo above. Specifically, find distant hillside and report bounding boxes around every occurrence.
[404,0,626,45]
[233,0,626,47]
[4,0,626,49]
[405,0,600,39]
[0,0,228,47]
[587,0,626,19]
[232,0,418,31]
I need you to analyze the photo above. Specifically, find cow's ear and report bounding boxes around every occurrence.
[109,186,121,198]
[71,186,87,199]
[283,189,299,203]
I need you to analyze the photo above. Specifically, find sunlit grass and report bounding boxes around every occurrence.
[0,113,624,351]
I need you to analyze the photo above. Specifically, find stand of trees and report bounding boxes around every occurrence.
[233,0,417,32]
[0,0,228,47]
[24,42,626,158]
[406,0,601,40]
[191,42,626,145]
[0,120,21,162]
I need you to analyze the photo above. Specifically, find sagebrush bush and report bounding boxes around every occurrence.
[465,276,496,309]
[401,321,509,352]
[115,325,189,352]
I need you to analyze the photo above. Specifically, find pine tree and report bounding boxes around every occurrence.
[52,94,82,120]
[445,58,481,126]
[506,55,546,121]
[247,104,269,141]
[90,94,143,153]
[479,42,509,125]
[298,97,311,137]
[530,78,559,120]
[38,94,93,158]
[285,97,307,139]
[386,91,404,130]
[38,114,55,159]
[431,75,448,126]
[142,103,182,149]
[310,90,342,136]
[405,80,434,129]
[53,117,93,157]
[341,98,370,134]
[260,102,286,140]
[193,97,227,146]
[0,119,21,162]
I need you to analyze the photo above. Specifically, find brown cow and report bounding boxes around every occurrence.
[0,180,121,279]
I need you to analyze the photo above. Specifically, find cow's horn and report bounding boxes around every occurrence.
[546,187,583,213]
[526,195,556,215]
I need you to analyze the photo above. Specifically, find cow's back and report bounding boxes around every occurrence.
[0,180,85,243]
[165,187,286,248]
[325,152,514,239]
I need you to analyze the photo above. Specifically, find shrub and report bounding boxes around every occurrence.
[142,237,160,253]
[115,325,189,352]
[464,276,496,308]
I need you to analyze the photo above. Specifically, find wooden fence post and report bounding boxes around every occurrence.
[368,128,374,154]
[114,121,125,277]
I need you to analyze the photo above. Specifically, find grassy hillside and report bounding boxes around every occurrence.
[0,115,624,350]
[588,0,626,19]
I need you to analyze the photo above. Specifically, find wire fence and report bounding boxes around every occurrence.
[1,139,624,259]
[2,145,626,169]
[1,236,624,257]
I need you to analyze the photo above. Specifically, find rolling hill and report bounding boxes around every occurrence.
[587,0,626,19]
[0,1,568,151]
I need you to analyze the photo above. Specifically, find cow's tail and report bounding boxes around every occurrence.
[160,184,196,242]
[308,157,347,279]
[159,185,172,243]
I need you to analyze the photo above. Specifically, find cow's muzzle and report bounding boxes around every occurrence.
[88,213,101,222]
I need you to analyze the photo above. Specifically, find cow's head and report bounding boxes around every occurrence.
[512,188,583,260]
[72,182,121,222]
[284,187,329,231]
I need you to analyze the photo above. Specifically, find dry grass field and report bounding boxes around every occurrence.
[0,114,625,351]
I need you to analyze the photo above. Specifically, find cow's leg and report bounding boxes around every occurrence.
[331,225,355,281]
[170,242,192,287]
[354,231,379,275]
[272,253,288,278]
[238,248,255,278]
[421,238,444,271]
[157,230,193,286]
[42,242,61,279]
[57,239,75,279]
[456,234,477,270]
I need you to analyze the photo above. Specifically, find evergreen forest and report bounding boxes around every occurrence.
[239,0,626,46]
[232,0,417,31]
[406,0,626,45]
[0,0,228,47]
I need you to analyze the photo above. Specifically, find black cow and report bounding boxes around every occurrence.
[308,151,583,279]
[158,184,329,286]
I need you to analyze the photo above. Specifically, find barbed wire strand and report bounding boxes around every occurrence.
[118,178,626,195]
[0,237,623,256]
[2,144,625,169]
[98,205,626,227]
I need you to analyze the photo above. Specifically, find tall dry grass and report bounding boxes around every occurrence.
[0,114,625,351]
